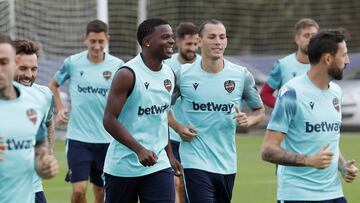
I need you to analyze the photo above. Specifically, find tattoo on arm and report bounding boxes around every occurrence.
[262,146,306,166]
[46,119,55,155]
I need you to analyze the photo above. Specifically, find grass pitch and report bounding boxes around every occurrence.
[43,133,360,203]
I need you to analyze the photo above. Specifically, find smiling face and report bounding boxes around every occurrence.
[199,23,227,61]
[177,34,199,62]
[144,24,175,60]
[84,31,109,61]
[14,53,38,86]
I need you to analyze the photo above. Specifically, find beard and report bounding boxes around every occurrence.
[328,64,346,80]
[180,50,196,62]
[300,45,308,55]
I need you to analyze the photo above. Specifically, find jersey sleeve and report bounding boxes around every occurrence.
[171,65,181,105]
[54,57,71,85]
[267,86,297,134]
[266,60,282,90]
[242,70,263,109]
[35,118,47,142]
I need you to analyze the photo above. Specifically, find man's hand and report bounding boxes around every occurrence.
[136,147,158,167]
[170,156,183,177]
[305,144,334,169]
[340,160,358,183]
[174,123,197,142]
[0,136,6,160]
[233,106,248,127]
[55,108,69,125]
[35,153,59,179]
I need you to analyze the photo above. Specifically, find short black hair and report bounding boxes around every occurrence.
[86,19,108,35]
[308,30,346,65]
[137,18,169,46]
[14,39,40,58]
[198,19,224,37]
[0,34,14,48]
[176,22,198,39]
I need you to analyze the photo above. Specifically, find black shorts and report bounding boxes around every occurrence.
[184,168,236,203]
[35,191,47,203]
[104,168,175,203]
[65,139,109,186]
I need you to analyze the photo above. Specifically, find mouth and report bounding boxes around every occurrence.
[166,46,173,54]
[19,78,33,86]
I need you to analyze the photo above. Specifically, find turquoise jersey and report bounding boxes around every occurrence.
[31,84,54,193]
[164,53,201,142]
[104,54,174,177]
[54,50,124,143]
[178,59,263,174]
[0,82,47,203]
[267,53,310,90]
[267,74,343,201]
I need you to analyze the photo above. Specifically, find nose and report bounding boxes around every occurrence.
[169,37,175,44]
[24,68,33,78]
[345,55,350,64]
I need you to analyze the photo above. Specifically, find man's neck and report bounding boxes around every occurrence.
[201,57,224,73]
[88,53,105,64]
[296,50,310,64]
[141,52,162,71]
[307,65,331,90]
[0,85,17,100]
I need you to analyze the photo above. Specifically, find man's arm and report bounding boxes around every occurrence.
[0,136,6,160]
[45,118,55,155]
[261,130,334,169]
[260,82,276,108]
[338,151,358,183]
[164,134,182,176]
[103,68,157,167]
[48,79,68,125]
[168,110,197,142]
[35,140,58,179]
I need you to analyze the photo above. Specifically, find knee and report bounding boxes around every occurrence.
[72,185,87,198]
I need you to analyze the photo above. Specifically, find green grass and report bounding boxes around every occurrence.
[43,133,360,203]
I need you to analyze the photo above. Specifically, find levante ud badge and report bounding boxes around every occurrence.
[164,79,172,92]
[224,80,235,93]
[26,108,37,124]
[333,97,340,112]
[103,71,112,80]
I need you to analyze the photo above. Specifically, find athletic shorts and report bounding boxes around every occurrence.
[277,197,347,203]
[170,140,181,162]
[184,169,236,203]
[65,139,109,186]
[104,168,175,203]
[35,191,47,203]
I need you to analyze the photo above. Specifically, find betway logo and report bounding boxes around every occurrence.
[138,104,169,115]
[77,85,108,96]
[192,101,234,114]
[305,122,341,133]
[6,138,33,150]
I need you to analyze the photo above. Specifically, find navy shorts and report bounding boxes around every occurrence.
[35,191,47,203]
[171,140,181,162]
[65,139,109,187]
[104,168,175,203]
[184,169,236,203]
[277,197,347,203]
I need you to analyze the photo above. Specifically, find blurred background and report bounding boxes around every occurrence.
[1,1,359,202]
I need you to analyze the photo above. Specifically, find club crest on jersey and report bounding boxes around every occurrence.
[26,108,37,124]
[103,71,112,80]
[164,79,172,92]
[333,97,340,112]
[224,80,235,93]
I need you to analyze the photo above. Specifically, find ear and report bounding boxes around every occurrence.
[143,37,150,48]
[15,55,21,65]
[175,38,181,47]
[106,34,110,41]
[323,53,333,65]
[294,34,300,46]
[198,37,203,48]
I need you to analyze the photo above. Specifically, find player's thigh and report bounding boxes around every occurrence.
[214,173,236,203]
[104,173,138,203]
[89,143,109,187]
[183,169,215,203]
[139,168,175,203]
[66,139,93,182]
